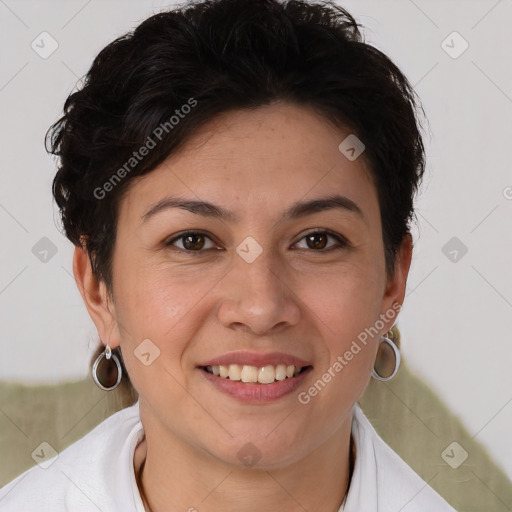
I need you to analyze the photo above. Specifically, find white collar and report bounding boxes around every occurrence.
[126,400,454,512]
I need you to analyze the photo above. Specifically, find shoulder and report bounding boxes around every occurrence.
[0,401,143,512]
[346,404,457,512]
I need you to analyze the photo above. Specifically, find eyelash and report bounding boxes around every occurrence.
[164,229,350,254]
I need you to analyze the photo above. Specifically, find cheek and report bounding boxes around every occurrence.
[115,269,198,341]
[306,258,383,387]
[112,254,226,368]
[310,254,384,335]
[297,277,381,432]
[112,268,201,400]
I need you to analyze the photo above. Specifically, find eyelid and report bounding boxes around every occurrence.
[293,228,349,250]
[164,230,220,251]
[164,228,350,252]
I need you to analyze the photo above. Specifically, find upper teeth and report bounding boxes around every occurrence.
[205,364,302,384]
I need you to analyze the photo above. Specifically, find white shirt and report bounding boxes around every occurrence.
[0,400,456,512]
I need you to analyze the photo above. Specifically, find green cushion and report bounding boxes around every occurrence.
[0,379,135,486]
[360,362,512,511]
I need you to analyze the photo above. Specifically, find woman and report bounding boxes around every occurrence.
[0,0,457,510]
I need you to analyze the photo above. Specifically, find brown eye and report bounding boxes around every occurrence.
[305,233,328,250]
[295,230,348,251]
[166,231,217,252]
[182,233,205,250]
[165,229,348,254]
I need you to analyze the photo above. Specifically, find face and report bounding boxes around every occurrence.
[79,101,410,470]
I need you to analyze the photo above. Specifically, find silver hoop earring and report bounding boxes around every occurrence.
[371,335,401,382]
[92,344,122,390]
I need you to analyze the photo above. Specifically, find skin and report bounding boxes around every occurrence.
[74,101,412,512]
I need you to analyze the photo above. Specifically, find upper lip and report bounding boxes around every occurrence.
[198,351,312,368]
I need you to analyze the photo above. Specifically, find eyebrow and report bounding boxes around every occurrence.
[141,194,366,225]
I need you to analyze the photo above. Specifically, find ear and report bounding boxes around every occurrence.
[380,233,413,330]
[72,244,121,349]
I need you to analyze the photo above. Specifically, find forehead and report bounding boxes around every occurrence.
[119,102,379,227]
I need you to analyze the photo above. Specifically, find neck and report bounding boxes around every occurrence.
[134,405,355,512]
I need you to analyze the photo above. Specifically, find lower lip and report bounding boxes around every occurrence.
[199,367,312,403]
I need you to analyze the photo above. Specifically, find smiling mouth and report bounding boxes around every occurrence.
[200,364,312,384]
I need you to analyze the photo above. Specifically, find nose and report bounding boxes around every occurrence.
[217,249,301,336]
